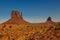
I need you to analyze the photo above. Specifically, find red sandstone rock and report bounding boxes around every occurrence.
[3,10,29,24]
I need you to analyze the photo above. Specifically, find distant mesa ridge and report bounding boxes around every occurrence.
[2,10,56,24]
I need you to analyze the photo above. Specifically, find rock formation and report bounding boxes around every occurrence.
[47,16,52,21]
[46,16,54,23]
[11,10,23,19]
[3,10,29,24]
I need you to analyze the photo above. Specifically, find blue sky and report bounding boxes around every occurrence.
[0,0,60,23]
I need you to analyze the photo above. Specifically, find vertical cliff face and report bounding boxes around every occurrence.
[3,10,29,24]
[11,10,23,19]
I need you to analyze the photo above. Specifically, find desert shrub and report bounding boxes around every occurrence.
[28,37,34,40]
[58,23,60,26]
[54,27,60,30]
[44,26,46,28]
[12,38,14,40]
[40,26,43,29]
[9,25,12,28]
[3,24,6,28]
[0,35,3,39]
[1,24,6,30]
[28,35,34,40]
[27,25,30,27]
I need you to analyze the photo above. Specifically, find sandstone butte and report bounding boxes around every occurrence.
[0,10,60,40]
